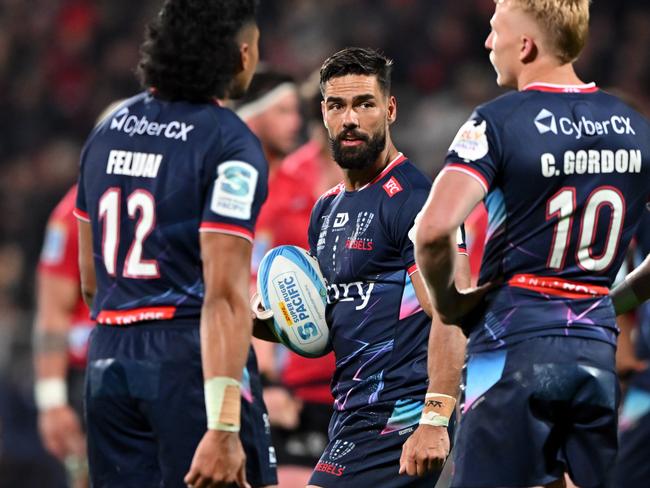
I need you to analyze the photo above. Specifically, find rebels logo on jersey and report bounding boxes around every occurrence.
[308,155,466,419]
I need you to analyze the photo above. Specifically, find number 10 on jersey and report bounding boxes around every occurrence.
[546,186,625,272]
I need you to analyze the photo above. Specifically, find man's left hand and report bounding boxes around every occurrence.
[399,424,449,477]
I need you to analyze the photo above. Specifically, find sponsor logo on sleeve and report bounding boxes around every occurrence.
[210,161,258,220]
[449,119,489,162]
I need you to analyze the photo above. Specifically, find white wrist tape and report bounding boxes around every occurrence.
[419,393,456,427]
[35,378,67,411]
[250,292,274,321]
[419,411,451,427]
[204,377,241,432]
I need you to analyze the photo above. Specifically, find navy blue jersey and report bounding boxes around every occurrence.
[308,154,466,428]
[443,83,650,352]
[75,92,268,324]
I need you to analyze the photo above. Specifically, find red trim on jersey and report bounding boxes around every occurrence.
[97,306,177,325]
[443,164,489,193]
[457,245,468,255]
[508,274,609,298]
[363,153,408,188]
[407,264,418,276]
[523,82,599,93]
[320,182,345,199]
[73,207,90,222]
[199,222,254,242]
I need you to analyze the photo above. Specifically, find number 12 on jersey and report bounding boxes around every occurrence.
[546,186,625,272]
[99,188,160,279]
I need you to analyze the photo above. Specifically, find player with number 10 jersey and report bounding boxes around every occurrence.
[448,85,650,352]
[414,2,650,486]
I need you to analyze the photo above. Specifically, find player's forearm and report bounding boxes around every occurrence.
[200,295,253,381]
[426,315,466,397]
[415,230,457,321]
[611,256,650,314]
[33,325,71,410]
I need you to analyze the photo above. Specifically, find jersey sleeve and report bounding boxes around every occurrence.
[442,109,502,195]
[389,188,430,272]
[200,122,269,243]
[307,197,326,257]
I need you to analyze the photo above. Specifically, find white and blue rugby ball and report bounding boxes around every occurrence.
[257,245,331,358]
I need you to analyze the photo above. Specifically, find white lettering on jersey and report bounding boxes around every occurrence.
[210,160,258,220]
[448,119,489,162]
[540,150,641,177]
[106,150,163,178]
[533,108,636,140]
[327,282,375,310]
[110,107,194,141]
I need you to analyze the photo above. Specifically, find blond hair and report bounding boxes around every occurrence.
[511,0,590,63]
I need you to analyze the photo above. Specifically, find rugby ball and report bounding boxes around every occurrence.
[257,245,331,358]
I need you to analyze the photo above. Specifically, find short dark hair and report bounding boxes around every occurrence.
[137,0,258,102]
[319,47,394,96]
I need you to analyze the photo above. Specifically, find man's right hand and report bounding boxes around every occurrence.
[38,405,85,461]
[184,430,250,488]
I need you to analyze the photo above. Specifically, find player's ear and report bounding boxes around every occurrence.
[387,95,397,125]
[239,41,252,72]
[236,23,258,73]
[519,35,538,63]
[321,100,329,131]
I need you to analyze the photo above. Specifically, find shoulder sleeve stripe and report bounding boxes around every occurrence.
[73,208,90,222]
[443,164,489,194]
[407,263,419,276]
[199,222,254,243]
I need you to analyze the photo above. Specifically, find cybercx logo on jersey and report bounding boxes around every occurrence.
[345,212,375,251]
[534,108,635,139]
[110,106,195,141]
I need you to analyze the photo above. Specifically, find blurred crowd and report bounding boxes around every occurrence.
[0,0,649,485]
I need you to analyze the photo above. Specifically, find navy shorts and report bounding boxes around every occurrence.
[452,336,618,488]
[615,374,650,487]
[308,402,447,487]
[85,321,277,488]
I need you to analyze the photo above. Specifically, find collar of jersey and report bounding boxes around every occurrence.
[522,82,598,93]
[352,152,407,193]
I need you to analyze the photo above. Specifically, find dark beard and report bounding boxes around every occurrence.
[330,127,386,170]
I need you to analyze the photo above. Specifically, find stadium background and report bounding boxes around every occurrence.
[0,0,648,485]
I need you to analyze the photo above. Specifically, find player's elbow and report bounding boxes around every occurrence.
[415,219,454,254]
[81,286,95,309]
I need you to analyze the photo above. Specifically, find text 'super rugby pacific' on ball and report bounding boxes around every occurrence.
[257,245,331,358]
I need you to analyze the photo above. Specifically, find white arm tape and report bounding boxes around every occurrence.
[35,377,68,411]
